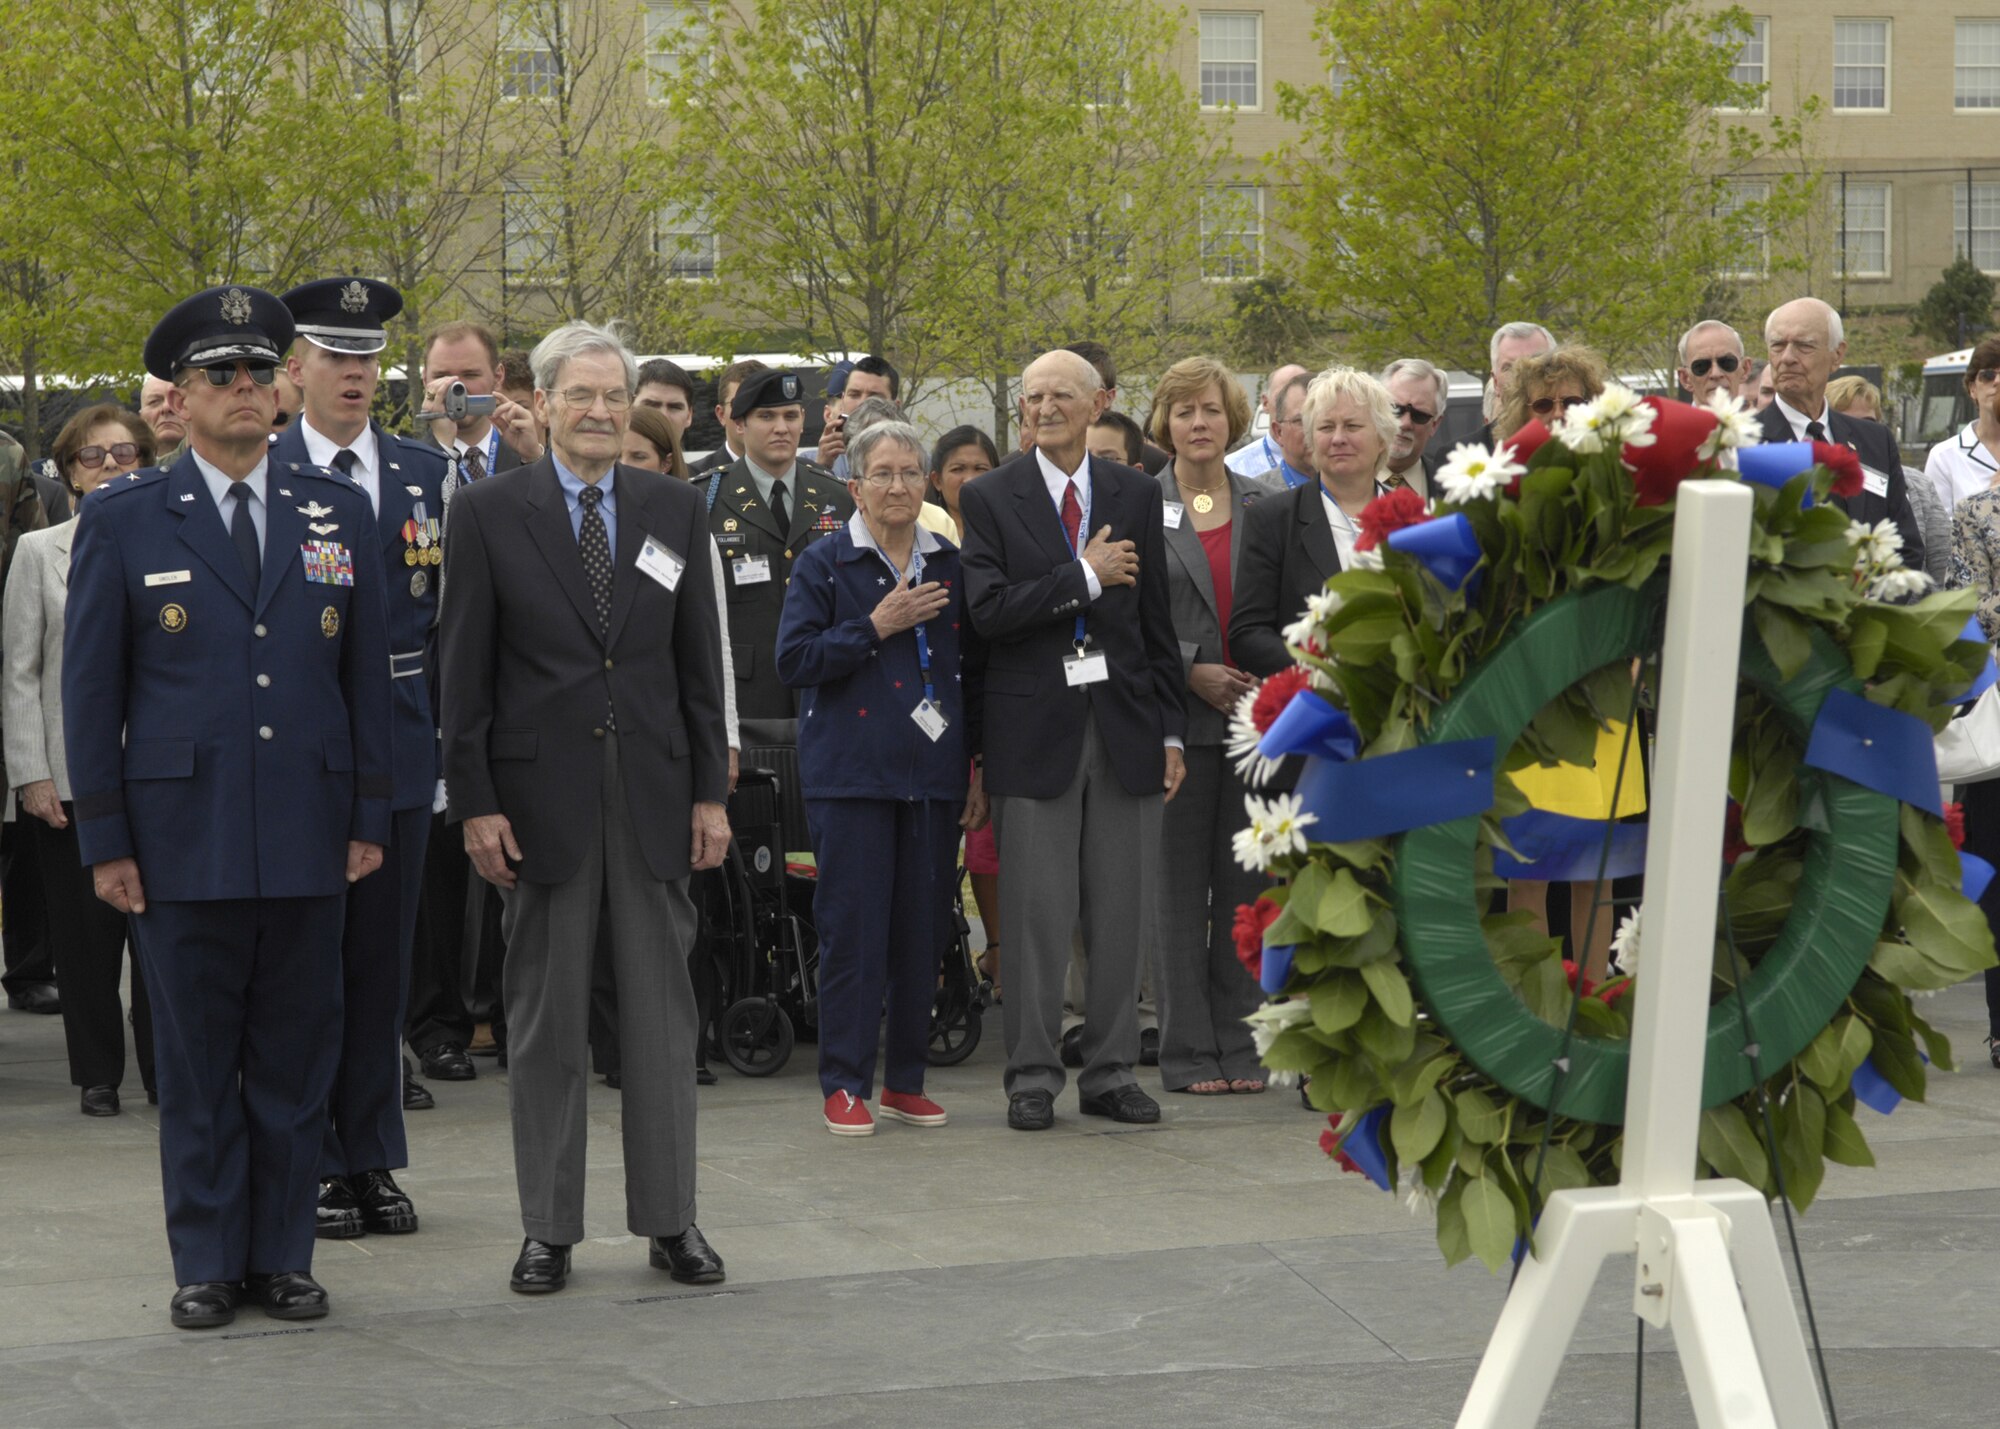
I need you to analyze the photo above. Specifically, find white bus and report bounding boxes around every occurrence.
[1905,348,1974,458]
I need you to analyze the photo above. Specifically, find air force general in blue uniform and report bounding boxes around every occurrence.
[273,278,449,1243]
[62,285,392,1330]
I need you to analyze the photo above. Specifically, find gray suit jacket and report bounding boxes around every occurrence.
[3,521,75,798]
[1157,461,1284,746]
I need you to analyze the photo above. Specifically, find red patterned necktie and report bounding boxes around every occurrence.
[1061,479,1083,552]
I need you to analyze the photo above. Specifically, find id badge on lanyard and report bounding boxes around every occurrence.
[882,542,949,740]
[1058,475,1109,686]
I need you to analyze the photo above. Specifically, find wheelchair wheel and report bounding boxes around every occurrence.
[926,1000,982,1067]
[721,997,794,1077]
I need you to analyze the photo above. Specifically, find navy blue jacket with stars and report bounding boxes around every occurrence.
[62,452,393,900]
[776,515,984,804]
[268,421,449,811]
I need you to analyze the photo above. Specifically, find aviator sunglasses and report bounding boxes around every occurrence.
[197,361,278,387]
[1688,354,1741,378]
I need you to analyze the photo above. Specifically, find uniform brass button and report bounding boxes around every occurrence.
[256,674,270,688]
[254,624,268,637]
[592,727,605,739]
[785,549,793,559]
[604,658,614,671]
[258,726,273,740]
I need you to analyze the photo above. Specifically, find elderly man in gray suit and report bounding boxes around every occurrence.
[439,321,731,1295]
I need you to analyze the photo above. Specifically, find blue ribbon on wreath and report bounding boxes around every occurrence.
[1801,686,1943,818]
[1951,615,1998,706]
[1851,1051,1929,1116]
[1736,442,1820,508]
[1492,809,1650,882]
[1259,691,1497,842]
[1963,851,1996,904]
[1387,513,1483,595]
[1336,1105,1394,1191]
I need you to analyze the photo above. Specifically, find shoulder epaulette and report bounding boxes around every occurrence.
[92,466,169,501]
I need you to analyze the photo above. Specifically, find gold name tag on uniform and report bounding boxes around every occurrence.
[145,570,192,586]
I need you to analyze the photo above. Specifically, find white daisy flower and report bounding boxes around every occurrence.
[1435,442,1526,504]
[1697,392,1762,459]
[1868,567,1932,602]
[1226,686,1283,786]
[1845,518,1903,569]
[1231,791,1318,873]
[1265,1067,1301,1088]
[1610,907,1642,977]
[1244,999,1311,1057]
[1555,383,1657,454]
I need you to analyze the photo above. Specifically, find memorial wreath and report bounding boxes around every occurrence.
[1231,387,2000,1272]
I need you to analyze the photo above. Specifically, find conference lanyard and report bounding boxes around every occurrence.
[1057,474,1091,652]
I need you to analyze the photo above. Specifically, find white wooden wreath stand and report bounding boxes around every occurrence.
[1456,481,1829,1429]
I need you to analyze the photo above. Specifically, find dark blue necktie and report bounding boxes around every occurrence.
[332,448,356,477]
[578,486,612,635]
[227,484,259,586]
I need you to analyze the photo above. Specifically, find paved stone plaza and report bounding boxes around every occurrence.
[3,978,1998,1428]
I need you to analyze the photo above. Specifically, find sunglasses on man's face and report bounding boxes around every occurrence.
[198,361,277,388]
[1391,402,1437,426]
[75,443,140,469]
[1529,395,1589,417]
[1689,354,1741,378]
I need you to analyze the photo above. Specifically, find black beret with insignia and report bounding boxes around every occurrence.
[730,368,807,420]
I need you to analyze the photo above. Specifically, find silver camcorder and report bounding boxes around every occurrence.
[417,381,499,424]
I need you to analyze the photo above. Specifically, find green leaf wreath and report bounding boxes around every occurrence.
[1231,388,1999,1274]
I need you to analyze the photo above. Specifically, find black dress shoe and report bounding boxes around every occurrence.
[510,1237,571,1294]
[1007,1089,1056,1131]
[648,1225,724,1284]
[420,1042,476,1081]
[243,1271,328,1320]
[146,1087,159,1106]
[170,1281,239,1329]
[603,1069,622,1089]
[1079,1084,1161,1124]
[351,1169,418,1234]
[1060,1025,1084,1068]
[6,983,59,1014]
[695,1064,718,1086]
[402,1060,435,1111]
[80,1085,120,1117]
[1139,1027,1161,1067]
[315,1177,366,1239]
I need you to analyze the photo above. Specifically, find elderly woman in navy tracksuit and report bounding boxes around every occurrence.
[778,419,987,1137]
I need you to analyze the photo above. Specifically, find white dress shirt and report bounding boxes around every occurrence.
[1926,422,2000,520]
[300,417,381,514]
[1034,445,1102,600]
[1772,392,1831,443]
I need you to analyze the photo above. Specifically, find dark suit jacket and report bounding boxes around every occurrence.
[1756,402,1922,569]
[29,467,71,524]
[959,449,1185,800]
[1157,461,1283,745]
[1229,479,1342,679]
[439,457,728,885]
[707,458,852,719]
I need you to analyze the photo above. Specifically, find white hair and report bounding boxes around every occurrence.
[1380,357,1448,411]
[530,320,638,393]
[1764,298,1844,351]
[847,418,926,477]
[1488,322,1555,369]
[1677,319,1744,367]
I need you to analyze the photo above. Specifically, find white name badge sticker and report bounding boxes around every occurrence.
[144,570,192,587]
[637,535,685,592]
[1162,501,1185,530]
[732,555,772,585]
[1862,465,1889,497]
[912,700,949,742]
[1064,649,1110,686]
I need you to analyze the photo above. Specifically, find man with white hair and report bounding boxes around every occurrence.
[1478,322,1554,444]
[440,320,732,1296]
[1676,320,1748,407]
[1757,296,1922,565]
[1226,362,1308,477]
[1381,357,1448,496]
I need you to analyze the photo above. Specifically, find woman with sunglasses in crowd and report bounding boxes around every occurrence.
[3,403,157,1115]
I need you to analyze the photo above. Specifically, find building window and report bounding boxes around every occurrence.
[1839,181,1889,278]
[1198,12,1260,109]
[645,0,709,101]
[349,0,418,93]
[1955,181,2000,274]
[1719,180,1769,281]
[1832,19,1888,112]
[655,204,715,280]
[1958,20,2000,110]
[500,8,557,100]
[1719,15,1767,110]
[504,184,560,273]
[1201,184,1263,280]
[1327,50,1351,99]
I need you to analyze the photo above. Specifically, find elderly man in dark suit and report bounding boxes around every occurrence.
[1758,296,1923,567]
[959,348,1187,1132]
[440,321,731,1296]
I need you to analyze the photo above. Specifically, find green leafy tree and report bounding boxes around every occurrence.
[1912,256,1997,352]
[1272,0,1803,375]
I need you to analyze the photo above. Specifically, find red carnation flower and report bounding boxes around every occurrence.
[1625,397,1721,508]
[1594,978,1634,1009]
[1251,665,1315,735]
[1319,1113,1367,1177]
[1355,486,1429,552]
[1233,896,1283,979]
[1946,802,1966,850]
[1722,801,1750,866]
[1561,959,1598,999]
[1812,441,1864,499]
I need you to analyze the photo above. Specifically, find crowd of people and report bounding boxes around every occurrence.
[0,274,1986,1333]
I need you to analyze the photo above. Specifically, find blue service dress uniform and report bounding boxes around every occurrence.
[62,453,393,1285]
[269,423,447,1182]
